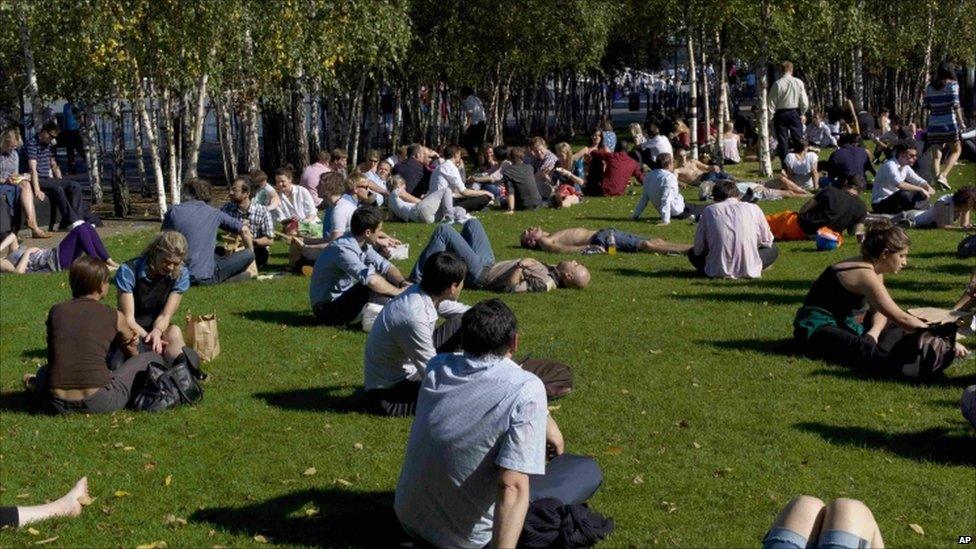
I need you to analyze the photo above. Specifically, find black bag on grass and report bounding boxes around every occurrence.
[889,322,958,382]
[958,234,976,258]
[133,347,206,412]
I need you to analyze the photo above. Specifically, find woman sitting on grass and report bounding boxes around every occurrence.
[115,231,190,364]
[549,142,584,209]
[763,495,884,549]
[793,221,969,375]
[30,257,159,414]
[1,223,118,274]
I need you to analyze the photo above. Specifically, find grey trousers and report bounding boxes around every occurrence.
[37,352,161,414]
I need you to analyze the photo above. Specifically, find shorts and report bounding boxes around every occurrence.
[766,211,808,241]
[590,228,644,253]
[762,527,869,549]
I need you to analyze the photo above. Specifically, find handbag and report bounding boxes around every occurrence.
[958,234,976,258]
[891,322,958,381]
[132,349,206,412]
[185,312,220,362]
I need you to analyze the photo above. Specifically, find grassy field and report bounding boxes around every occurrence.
[1,158,974,548]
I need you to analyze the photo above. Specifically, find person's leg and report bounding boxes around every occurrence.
[254,245,269,268]
[83,352,160,413]
[454,194,491,212]
[872,191,912,214]
[410,224,462,281]
[366,379,422,417]
[806,326,890,373]
[212,249,255,284]
[40,180,72,228]
[414,187,451,223]
[11,477,88,528]
[759,245,779,270]
[817,498,883,548]
[313,284,372,326]
[528,454,604,505]
[930,145,943,183]
[433,315,463,353]
[937,141,962,182]
[762,495,826,549]
[58,223,111,269]
[774,115,790,165]
[638,237,693,254]
[688,250,707,274]
[682,203,706,219]
[162,325,186,364]
[459,218,496,265]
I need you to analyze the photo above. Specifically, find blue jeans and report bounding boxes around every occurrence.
[193,249,255,285]
[410,219,495,286]
[763,527,868,549]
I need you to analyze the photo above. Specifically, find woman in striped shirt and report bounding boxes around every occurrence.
[923,62,966,189]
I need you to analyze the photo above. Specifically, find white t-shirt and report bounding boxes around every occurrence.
[722,134,741,163]
[430,159,465,195]
[785,151,818,190]
[329,194,358,236]
[388,192,416,221]
[642,135,673,160]
[912,194,954,227]
[872,159,928,204]
[464,95,486,125]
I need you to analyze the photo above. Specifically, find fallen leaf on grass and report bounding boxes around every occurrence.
[604,446,623,456]
[77,495,94,506]
[908,523,924,536]
[164,475,172,487]
[253,534,269,543]
[648,349,662,354]
[353,442,364,450]
[633,475,644,484]
[114,490,131,498]
[15,493,30,499]
[144,462,157,472]
[27,527,40,536]
[165,514,187,528]
[34,536,59,545]
[659,500,678,513]
[100,506,113,515]
[136,541,168,549]
[713,468,733,478]
[677,420,690,428]
[692,442,701,449]
[334,478,352,487]
[547,405,561,412]
[620,389,630,395]
[305,507,319,516]
[303,467,317,476]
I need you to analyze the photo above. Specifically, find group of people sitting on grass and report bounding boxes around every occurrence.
[3,89,975,547]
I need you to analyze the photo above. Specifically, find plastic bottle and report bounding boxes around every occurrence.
[607,231,617,255]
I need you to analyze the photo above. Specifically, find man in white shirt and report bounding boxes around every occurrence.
[871,142,934,214]
[633,153,704,223]
[640,124,673,168]
[396,299,581,549]
[363,252,469,416]
[461,86,487,170]
[768,61,810,166]
[691,181,778,279]
[430,145,493,212]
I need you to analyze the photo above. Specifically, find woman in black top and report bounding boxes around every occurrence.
[793,222,968,374]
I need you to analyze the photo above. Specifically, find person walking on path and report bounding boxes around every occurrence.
[768,61,810,167]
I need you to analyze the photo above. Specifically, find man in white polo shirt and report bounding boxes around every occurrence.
[430,144,494,212]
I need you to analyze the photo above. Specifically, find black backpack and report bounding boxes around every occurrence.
[890,322,958,382]
[133,347,206,412]
[958,234,976,258]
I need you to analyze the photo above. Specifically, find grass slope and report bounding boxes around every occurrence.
[1,160,974,547]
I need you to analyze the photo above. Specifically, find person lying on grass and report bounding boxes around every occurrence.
[891,185,975,229]
[520,226,691,255]
[763,495,884,549]
[395,299,569,549]
[410,219,590,293]
[28,257,166,414]
[765,175,867,242]
[793,221,969,376]
[363,252,469,417]
[115,230,189,365]
[309,205,408,326]
[1,222,118,274]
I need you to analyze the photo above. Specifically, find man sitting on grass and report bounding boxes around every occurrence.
[220,175,275,267]
[308,206,408,326]
[410,219,591,293]
[690,180,778,279]
[765,175,867,241]
[632,153,705,223]
[394,299,565,548]
[520,226,691,255]
[363,252,469,417]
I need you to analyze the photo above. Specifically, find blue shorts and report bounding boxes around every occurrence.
[762,527,869,549]
[590,228,645,253]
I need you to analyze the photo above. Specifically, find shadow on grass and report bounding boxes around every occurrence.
[673,291,802,305]
[0,391,48,415]
[809,368,976,388]
[21,348,45,360]
[794,422,975,466]
[612,268,697,279]
[703,338,801,357]
[925,263,975,277]
[254,385,367,414]
[189,488,403,547]
[238,310,319,327]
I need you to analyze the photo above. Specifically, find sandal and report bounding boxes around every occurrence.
[936,177,951,190]
[30,228,52,239]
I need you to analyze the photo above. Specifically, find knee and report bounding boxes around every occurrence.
[164,325,184,343]
[828,498,873,521]
[789,495,827,513]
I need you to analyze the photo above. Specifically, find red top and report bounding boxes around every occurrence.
[590,150,642,196]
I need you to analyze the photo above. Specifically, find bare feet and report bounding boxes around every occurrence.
[30,228,51,239]
[57,477,88,518]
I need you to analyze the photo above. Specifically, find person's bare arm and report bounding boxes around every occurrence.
[397,188,422,205]
[384,265,407,287]
[253,236,274,247]
[852,271,928,330]
[492,469,530,549]
[506,194,516,213]
[27,158,44,200]
[118,293,149,338]
[115,310,140,356]
[460,187,493,199]
[51,159,62,179]
[366,273,405,297]
[546,415,564,455]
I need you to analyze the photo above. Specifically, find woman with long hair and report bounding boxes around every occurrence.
[923,61,966,188]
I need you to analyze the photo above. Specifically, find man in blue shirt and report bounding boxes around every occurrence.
[309,205,408,326]
[26,121,84,230]
[60,102,84,174]
[161,178,254,285]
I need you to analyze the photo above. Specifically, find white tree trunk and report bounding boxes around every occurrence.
[163,89,180,205]
[215,93,237,184]
[715,30,727,161]
[913,2,935,124]
[757,0,773,177]
[109,94,130,217]
[687,30,699,160]
[700,29,711,157]
[309,77,322,156]
[132,106,148,197]
[183,72,209,181]
[18,7,43,133]
[292,64,310,169]
[242,100,261,172]
[136,83,168,218]
[82,107,103,204]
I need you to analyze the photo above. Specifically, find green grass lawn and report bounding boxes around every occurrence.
[1,159,974,547]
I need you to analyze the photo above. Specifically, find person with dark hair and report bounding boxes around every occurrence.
[924,61,966,188]
[467,145,510,202]
[28,257,162,414]
[827,133,875,189]
[309,205,408,326]
[896,185,976,229]
[521,225,691,255]
[220,176,274,267]
[1,222,117,274]
[396,298,577,549]
[115,231,189,364]
[363,252,470,416]
[249,169,281,213]
[411,219,591,293]
[329,148,349,176]
[527,136,558,191]
[0,127,49,238]
[26,121,85,230]
[502,146,544,212]
[161,177,254,285]
[783,138,819,191]
[871,141,934,214]
[581,139,643,196]
[690,180,778,278]
[794,221,969,375]
[633,153,705,223]
[273,166,319,226]
[430,144,493,212]
[392,143,432,196]
[768,61,809,166]
[765,176,867,241]
[461,86,487,170]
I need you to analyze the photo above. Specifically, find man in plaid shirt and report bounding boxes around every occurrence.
[221,176,275,267]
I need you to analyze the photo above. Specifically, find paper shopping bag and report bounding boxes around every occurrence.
[185,312,220,362]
